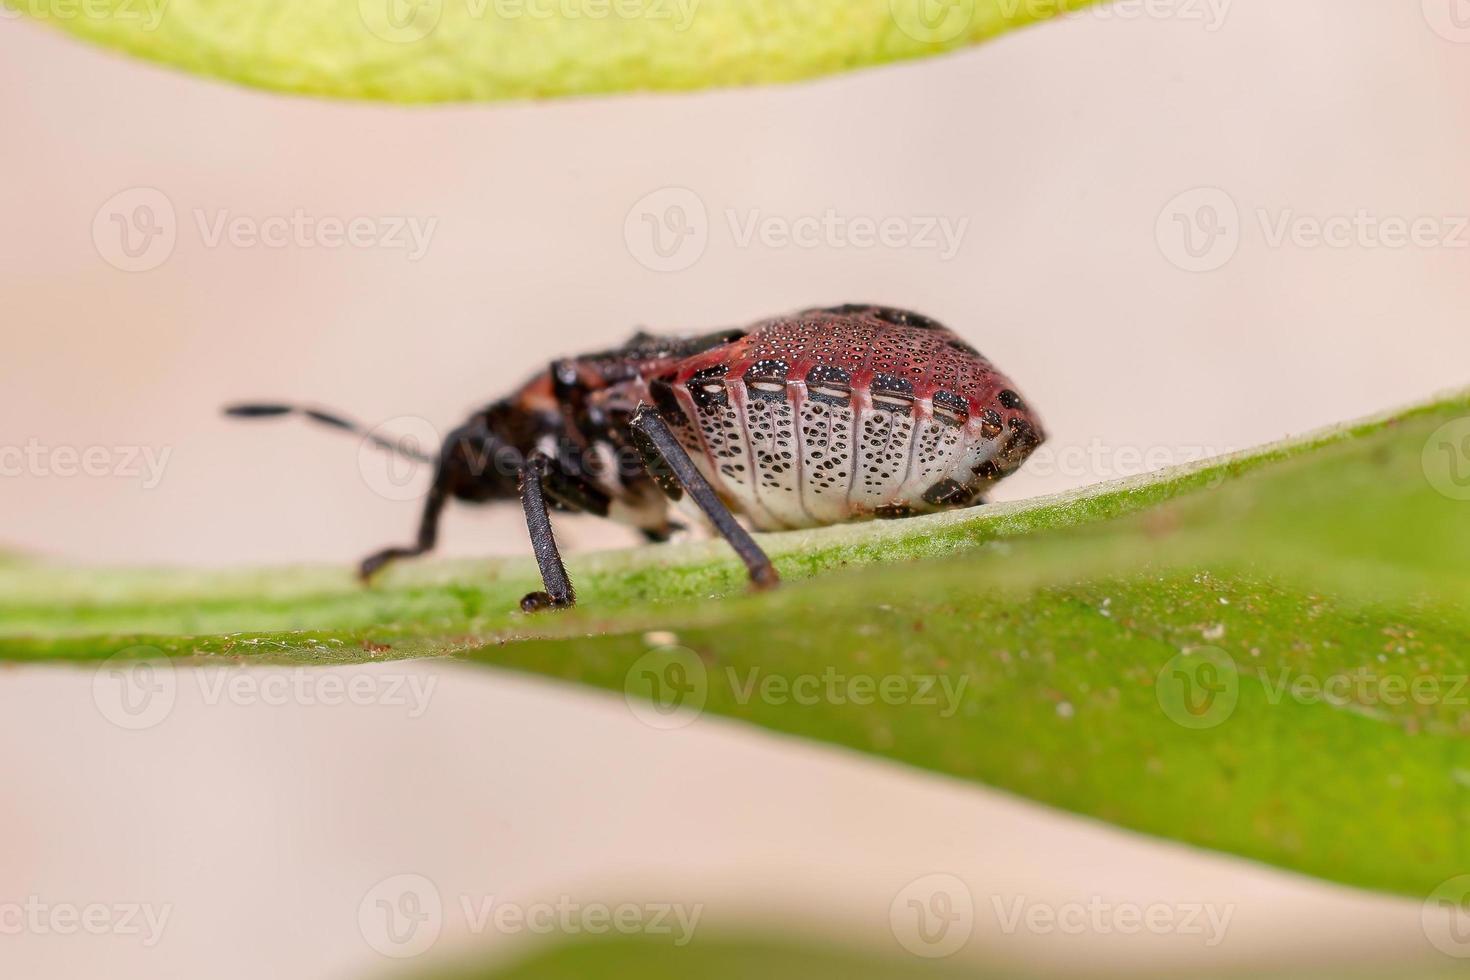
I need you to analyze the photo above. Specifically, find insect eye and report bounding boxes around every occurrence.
[870,373,915,414]
[1006,417,1042,456]
[744,360,789,402]
[931,390,969,427]
[805,365,852,406]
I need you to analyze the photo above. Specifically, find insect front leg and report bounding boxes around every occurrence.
[359,485,449,581]
[359,421,492,581]
[517,453,591,613]
[359,468,455,582]
[628,406,778,591]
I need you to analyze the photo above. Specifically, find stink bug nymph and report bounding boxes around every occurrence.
[226,305,1045,612]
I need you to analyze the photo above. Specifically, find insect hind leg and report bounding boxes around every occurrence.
[628,406,778,591]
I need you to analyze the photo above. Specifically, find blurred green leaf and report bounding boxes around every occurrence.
[413,933,1465,980]
[422,934,1015,979]
[7,0,1100,102]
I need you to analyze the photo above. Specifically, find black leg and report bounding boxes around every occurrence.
[359,472,451,581]
[628,406,778,591]
[358,422,488,581]
[518,454,579,613]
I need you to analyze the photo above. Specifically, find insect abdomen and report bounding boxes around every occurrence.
[664,307,1044,531]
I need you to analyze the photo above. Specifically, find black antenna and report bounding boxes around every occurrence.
[223,403,438,464]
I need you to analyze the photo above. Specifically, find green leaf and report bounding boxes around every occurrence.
[4,393,1470,897]
[7,0,1101,103]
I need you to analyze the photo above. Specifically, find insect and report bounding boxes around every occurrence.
[226,304,1045,612]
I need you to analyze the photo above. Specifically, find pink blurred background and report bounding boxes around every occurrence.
[2,2,1469,978]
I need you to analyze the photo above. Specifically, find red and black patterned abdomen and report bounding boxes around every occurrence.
[648,305,1045,531]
